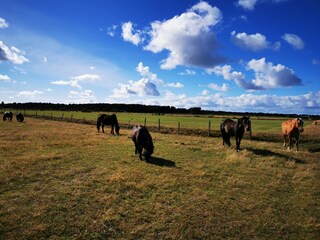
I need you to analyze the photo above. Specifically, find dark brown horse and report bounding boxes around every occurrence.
[131,125,154,162]
[220,116,251,152]
[16,113,24,122]
[96,114,120,135]
[282,118,304,151]
[3,111,13,121]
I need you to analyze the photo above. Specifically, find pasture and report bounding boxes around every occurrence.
[0,116,319,239]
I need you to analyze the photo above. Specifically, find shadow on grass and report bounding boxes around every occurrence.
[149,157,176,167]
[246,147,306,164]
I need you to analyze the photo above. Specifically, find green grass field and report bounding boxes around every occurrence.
[1,116,319,239]
[16,109,314,133]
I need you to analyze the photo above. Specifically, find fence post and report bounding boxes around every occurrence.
[144,117,147,126]
[158,118,160,132]
[61,113,64,120]
[208,120,211,137]
[178,122,180,134]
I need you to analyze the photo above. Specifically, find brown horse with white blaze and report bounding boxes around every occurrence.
[282,118,304,151]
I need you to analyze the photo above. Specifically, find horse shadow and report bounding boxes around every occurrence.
[148,157,176,167]
[246,147,306,164]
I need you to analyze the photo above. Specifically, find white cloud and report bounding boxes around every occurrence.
[136,62,163,85]
[207,64,245,81]
[51,74,101,89]
[110,62,161,98]
[245,58,302,89]
[208,83,229,92]
[144,1,225,69]
[121,22,142,46]
[166,82,184,88]
[17,90,44,98]
[0,40,29,64]
[178,69,196,76]
[236,0,258,10]
[201,90,210,95]
[42,57,47,63]
[210,58,302,90]
[0,17,9,28]
[231,31,280,51]
[282,33,304,50]
[107,25,118,37]
[0,74,11,82]
[67,89,97,103]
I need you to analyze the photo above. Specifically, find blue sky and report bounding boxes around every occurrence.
[1,0,320,114]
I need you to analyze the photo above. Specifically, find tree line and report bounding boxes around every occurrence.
[1,101,318,119]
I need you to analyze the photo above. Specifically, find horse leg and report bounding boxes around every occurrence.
[226,136,231,147]
[288,134,292,150]
[138,146,143,160]
[101,124,105,133]
[295,137,299,152]
[235,136,241,151]
[283,134,287,148]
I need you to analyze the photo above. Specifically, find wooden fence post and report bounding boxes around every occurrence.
[208,120,211,137]
[158,119,160,132]
[61,113,64,120]
[178,122,180,134]
[144,117,147,126]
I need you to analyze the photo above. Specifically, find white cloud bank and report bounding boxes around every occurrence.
[0,17,9,28]
[209,58,302,90]
[51,74,101,89]
[110,62,161,98]
[0,40,29,64]
[121,22,143,46]
[282,33,304,50]
[231,31,280,51]
[0,74,11,82]
[123,1,225,69]
[236,0,258,10]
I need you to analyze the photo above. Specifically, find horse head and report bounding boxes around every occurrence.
[297,118,304,133]
[240,116,251,132]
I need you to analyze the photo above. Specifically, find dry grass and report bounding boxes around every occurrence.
[0,118,319,239]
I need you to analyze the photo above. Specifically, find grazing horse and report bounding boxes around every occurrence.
[220,116,251,152]
[131,125,154,162]
[3,111,13,121]
[16,113,24,122]
[96,114,120,135]
[282,118,304,151]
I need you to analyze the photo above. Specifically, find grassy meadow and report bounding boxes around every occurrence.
[0,116,319,239]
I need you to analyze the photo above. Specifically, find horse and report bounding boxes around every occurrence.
[220,116,251,152]
[281,118,304,151]
[131,125,154,162]
[3,111,13,121]
[16,113,24,122]
[96,114,120,135]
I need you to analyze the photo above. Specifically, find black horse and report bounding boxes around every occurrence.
[96,114,120,135]
[16,113,24,122]
[3,111,13,121]
[220,116,251,152]
[131,125,154,162]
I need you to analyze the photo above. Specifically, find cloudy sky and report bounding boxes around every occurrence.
[1,0,320,114]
